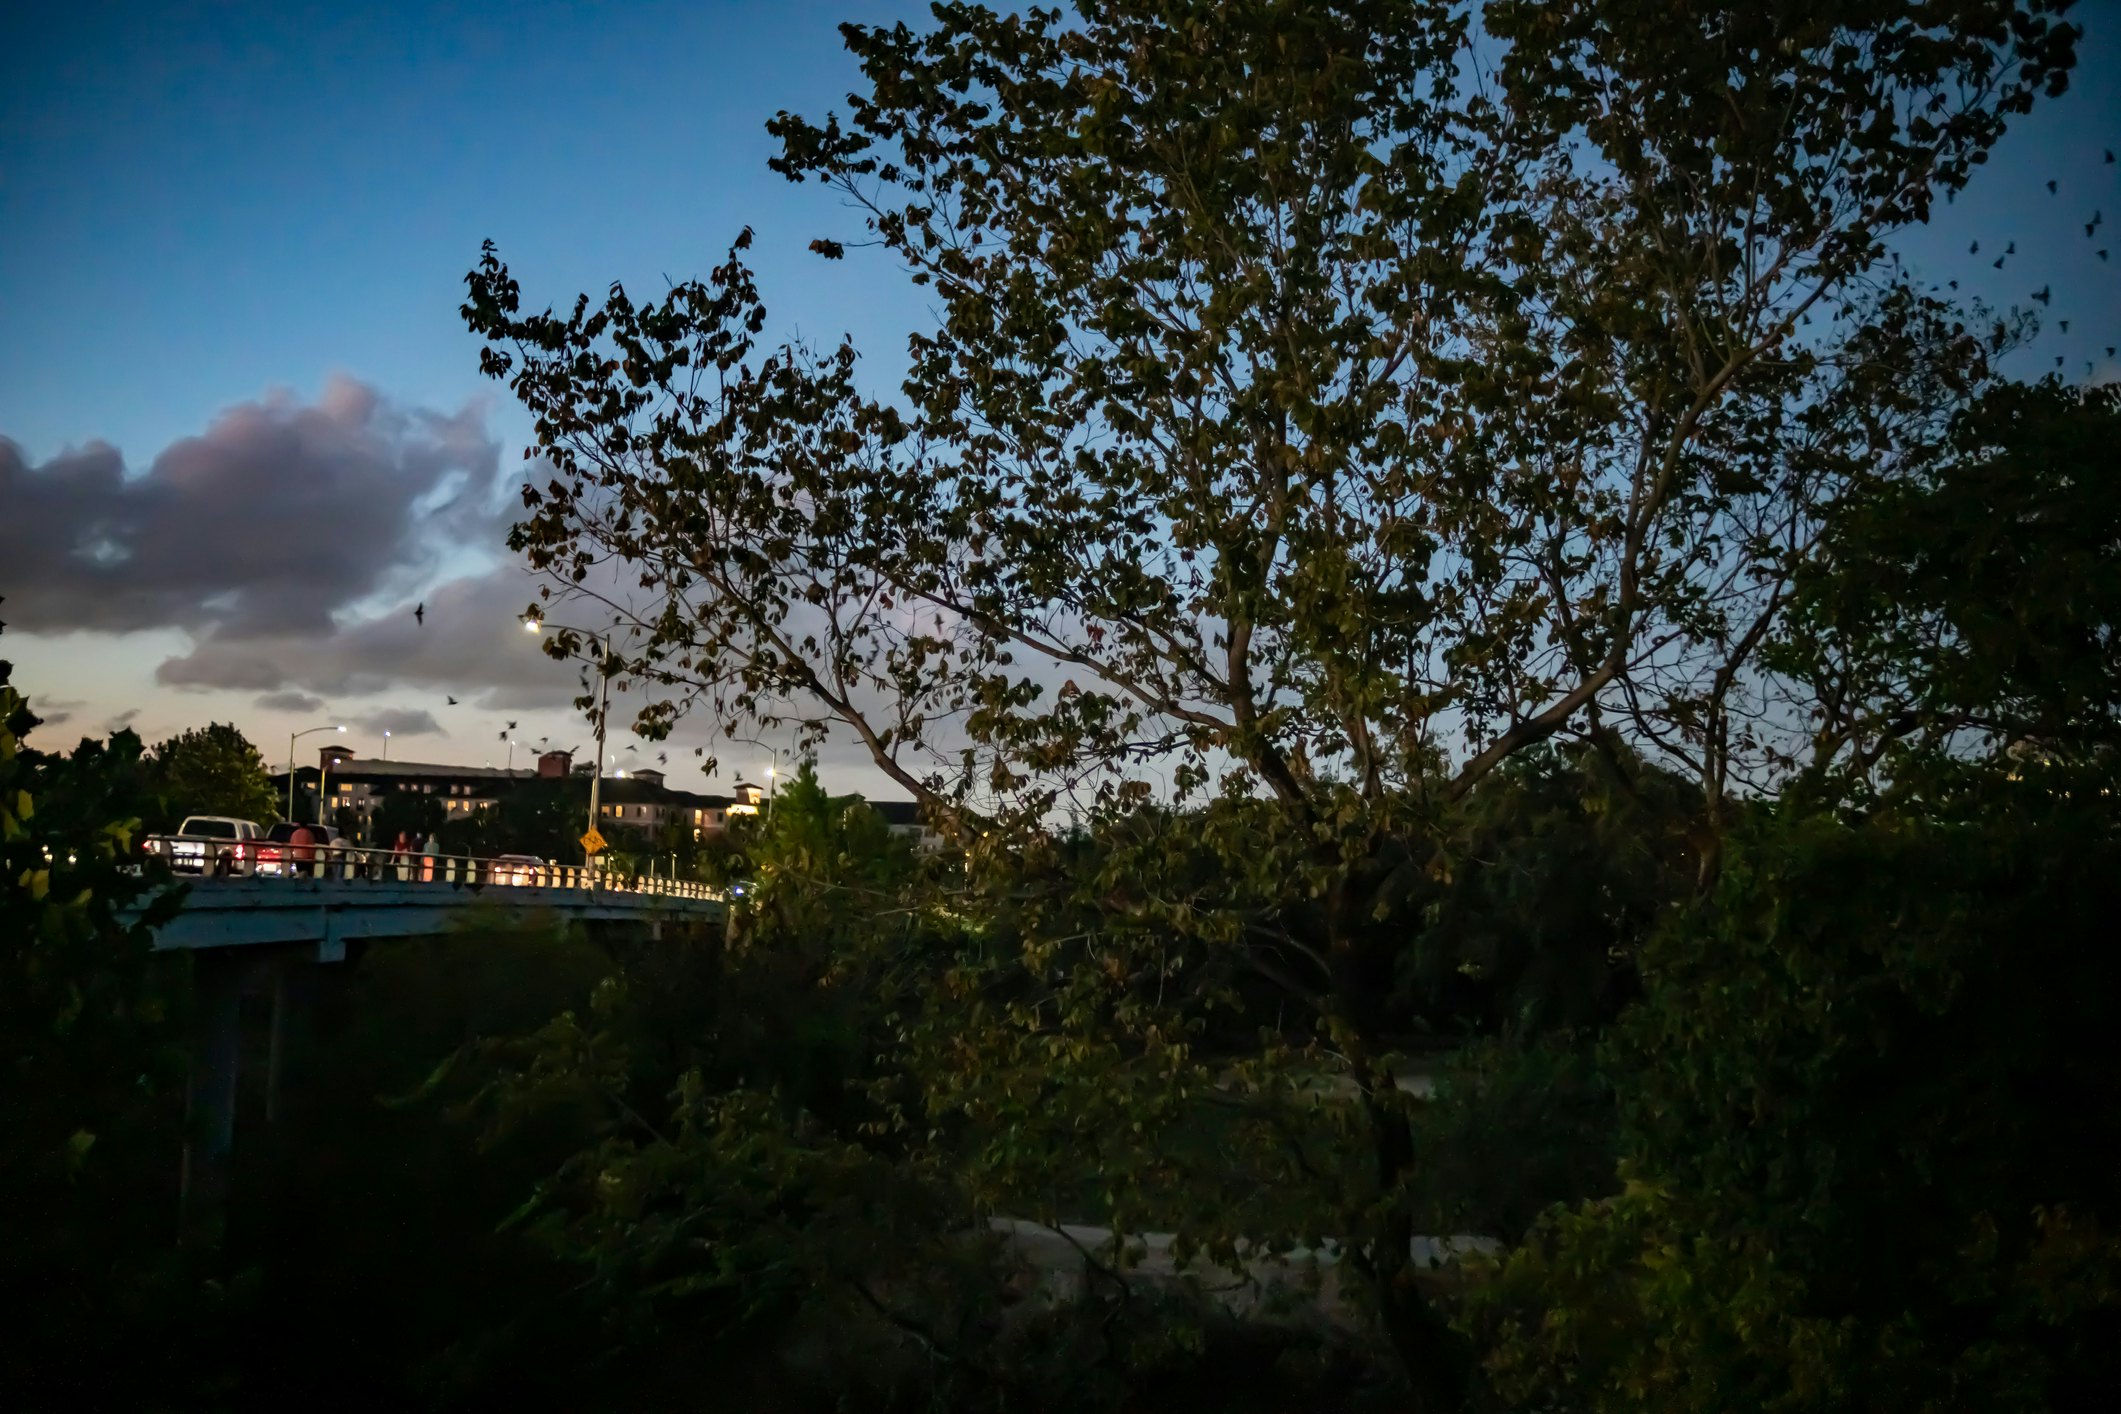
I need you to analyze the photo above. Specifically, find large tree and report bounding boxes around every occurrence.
[462,2,2078,1400]
[1773,377,2121,802]
[147,721,278,829]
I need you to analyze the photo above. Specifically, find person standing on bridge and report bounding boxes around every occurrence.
[422,830,440,882]
[289,822,316,878]
[392,830,413,881]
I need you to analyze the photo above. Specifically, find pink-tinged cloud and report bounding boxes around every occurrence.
[0,375,504,638]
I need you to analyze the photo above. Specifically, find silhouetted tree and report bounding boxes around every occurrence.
[463,3,2080,1398]
[147,721,277,830]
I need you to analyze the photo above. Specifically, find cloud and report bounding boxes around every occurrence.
[254,690,327,713]
[0,375,504,638]
[354,707,445,737]
[30,695,83,727]
[105,708,139,730]
[156,563,591,710]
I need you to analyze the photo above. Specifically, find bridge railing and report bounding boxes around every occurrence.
[140,835,723,902]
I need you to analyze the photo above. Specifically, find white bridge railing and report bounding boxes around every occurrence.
[141,834,723,902]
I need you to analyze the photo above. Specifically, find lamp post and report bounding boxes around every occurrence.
[320,751,339,831]
[526,616,613,862]
[287,724,345,820]
[383,730,391,760]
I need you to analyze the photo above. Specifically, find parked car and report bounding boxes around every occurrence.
[491,854,544,885]
[256,821,346,876]
[157,816,264,876]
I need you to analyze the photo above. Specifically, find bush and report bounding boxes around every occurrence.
[1470,797,2121,1411]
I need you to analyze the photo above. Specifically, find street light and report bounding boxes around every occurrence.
[525,615,614,863]
[383,730,392,760]
[287,724,346,820]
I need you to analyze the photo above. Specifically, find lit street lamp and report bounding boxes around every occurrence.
[526,615,615,862]
[383,729,392,760]
[287,723,346,820]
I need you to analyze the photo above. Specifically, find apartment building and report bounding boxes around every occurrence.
[273,746,934,848]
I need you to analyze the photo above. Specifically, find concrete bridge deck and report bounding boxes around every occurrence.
[131,836,725,953]
[143,873,725,953]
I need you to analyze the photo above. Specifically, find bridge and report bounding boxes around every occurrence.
[137,837,725,955]
[133,836,727,1243]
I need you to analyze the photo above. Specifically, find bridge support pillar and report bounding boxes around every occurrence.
[180,950,246,1246]
[265,963,288,1123]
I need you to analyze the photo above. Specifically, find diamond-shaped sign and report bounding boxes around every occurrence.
[580,827,608,855]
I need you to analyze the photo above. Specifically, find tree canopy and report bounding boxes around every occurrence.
[147,721,278,829]
[450,2,2103,1404]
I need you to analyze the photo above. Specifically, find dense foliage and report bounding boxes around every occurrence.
[0,610,212,1405]
[1474,789,2121,1411]
[9,3,2116,1410]
[461,1,2086,1401]
[145,721,278,830]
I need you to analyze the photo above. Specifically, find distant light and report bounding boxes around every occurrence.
[335,724,346,732]
[616,770,626,779]
[523,618,543,633]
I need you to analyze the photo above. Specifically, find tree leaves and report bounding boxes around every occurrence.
[459,4,2084,1398]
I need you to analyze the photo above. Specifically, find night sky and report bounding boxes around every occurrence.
[3,0,2116,793]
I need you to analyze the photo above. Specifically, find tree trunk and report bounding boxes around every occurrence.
[1362,1092,1473,1412]
[1327,853,1473,1408]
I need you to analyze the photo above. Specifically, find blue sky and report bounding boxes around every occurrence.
[2,0,2116,796]
[2,0,939,791]
[1,0,931,465]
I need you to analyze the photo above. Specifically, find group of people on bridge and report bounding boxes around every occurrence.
[215,828,448,881]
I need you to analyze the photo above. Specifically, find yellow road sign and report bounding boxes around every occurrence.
[580,827,608,855]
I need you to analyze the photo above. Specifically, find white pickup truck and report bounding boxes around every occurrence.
[157,816,265,875]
